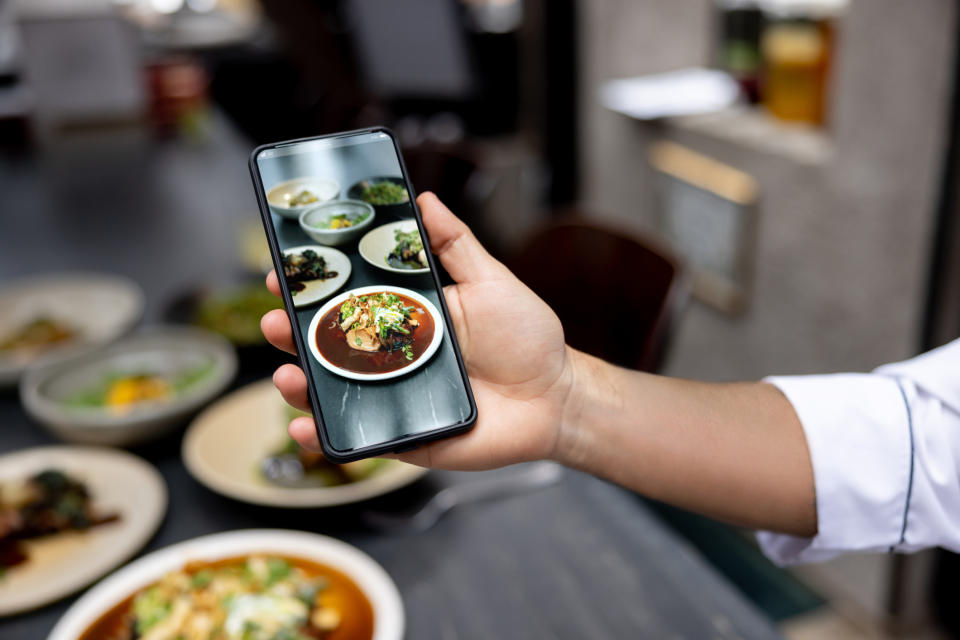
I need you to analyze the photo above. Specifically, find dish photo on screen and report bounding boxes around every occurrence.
[251,129,475,460]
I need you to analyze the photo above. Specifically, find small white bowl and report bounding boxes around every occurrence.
[266,177,340,219]
[299,200,376,247]
[47,529,404,640]
[20,326,237,447]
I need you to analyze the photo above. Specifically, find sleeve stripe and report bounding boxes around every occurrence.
[892,380,916,551]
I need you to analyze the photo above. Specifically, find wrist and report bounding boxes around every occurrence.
[550,347,605,469]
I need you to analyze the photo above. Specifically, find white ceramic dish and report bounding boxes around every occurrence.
[0,446,167,616]
[307,286,443,382]
[280,245,352,308]
[0,272,144,387]
[358,221,430,275]
[266,177,340,219]
[182,379,426,508]
[48,529,404,640]
[20,326,237,447]
[299,200,376,247]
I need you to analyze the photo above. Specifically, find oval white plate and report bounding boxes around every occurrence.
[182,379,425,508]
[48,529,404,640]
[0,446,167,616]
[358,221,430,275]
[266,177,340,219]
[281,245,352,308]
[307,286,443,381]
[0,272,144,387]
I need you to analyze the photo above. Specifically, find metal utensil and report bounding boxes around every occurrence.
[363,461,564,534]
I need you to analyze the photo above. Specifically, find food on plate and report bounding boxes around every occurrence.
[194,286,283,346]
[64,362,215,414]
[0,469,119,577]
[315,291,435,374]
[312,210,371,231]
[385,230,427,270]
[357,181,408,206]
[262,435,386,488]
[287,189,319,206]
[0,317,76,356]
[77,554,374,640]
[282,250,339,295]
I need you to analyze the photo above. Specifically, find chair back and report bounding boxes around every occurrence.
[507,218,688,373]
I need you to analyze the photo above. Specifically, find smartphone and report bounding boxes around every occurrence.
[249,128,477,462]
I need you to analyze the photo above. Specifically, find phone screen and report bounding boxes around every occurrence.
[252,130,474,457]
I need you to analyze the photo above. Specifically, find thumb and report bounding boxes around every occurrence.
[417,192,509,284]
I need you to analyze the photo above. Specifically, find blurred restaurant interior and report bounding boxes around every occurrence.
[2,0,960,638]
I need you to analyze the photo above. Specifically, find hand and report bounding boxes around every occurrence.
[261,192,574,470]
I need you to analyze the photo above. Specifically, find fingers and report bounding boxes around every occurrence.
[266,270,282,297]
[261,309,297,355]
[417,192,509,284]
[289,415,322,452]
[273,364,311,412]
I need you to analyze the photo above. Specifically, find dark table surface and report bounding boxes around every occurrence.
[0,116,781,639]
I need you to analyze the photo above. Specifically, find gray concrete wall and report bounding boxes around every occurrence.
[578,0,955,381]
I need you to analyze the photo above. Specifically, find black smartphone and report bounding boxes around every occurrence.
[249,128,477,462]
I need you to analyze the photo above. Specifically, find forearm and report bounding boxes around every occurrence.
[554,348,817,537]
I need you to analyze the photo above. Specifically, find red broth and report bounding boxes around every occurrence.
[78,555,374,640]
[316,292,435,374]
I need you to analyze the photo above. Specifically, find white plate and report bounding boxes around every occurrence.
[281,245,352,308]
[307,286,444,381]
[182,379,426,508]
[0,446,167,616]
[358,221,430,274]
[48,529,404,640]
[266,177,340,219]
[20,326,238,447]
[0,272,144,387]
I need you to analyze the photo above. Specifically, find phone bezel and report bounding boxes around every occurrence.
[248,127,477,462]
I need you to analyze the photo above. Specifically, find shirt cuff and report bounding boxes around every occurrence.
[756,374,912,565]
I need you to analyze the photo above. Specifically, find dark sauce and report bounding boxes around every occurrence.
[385,255,423,270]
[316,292,435,374]
[78,555,375,640]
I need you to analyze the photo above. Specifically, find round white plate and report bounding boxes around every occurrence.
[0,446,167,616]
[0,272,144,387]
[281,245,352,308]
[266,177,340,219]
[48,529,404,640]
[182,379,426,508]
[358,221,430,274]
[307,286,444,381]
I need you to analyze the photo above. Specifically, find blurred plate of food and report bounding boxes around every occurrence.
[0,446,166,616]
[48,528,403,640]
[358,221,430,274]
[266,177,340,220]
[0,273,144,387]
[307,287,443,381]
[347,177,411,217]
[299,200,376,247]
[280,245,352,308]
[20,326,237,447]
[165,282,290,376]
[182,379,426,508]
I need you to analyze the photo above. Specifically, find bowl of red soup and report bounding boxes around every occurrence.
[307,286,443,381]
[48,529,403,640]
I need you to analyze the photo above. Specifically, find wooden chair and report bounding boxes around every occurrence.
[507,217,689,373]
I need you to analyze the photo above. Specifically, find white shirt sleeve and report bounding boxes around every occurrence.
[756,338,960,565]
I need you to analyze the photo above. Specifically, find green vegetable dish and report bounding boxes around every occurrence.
[63,361,216,414]
[358,181,408,206]
[386,229,427,270]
